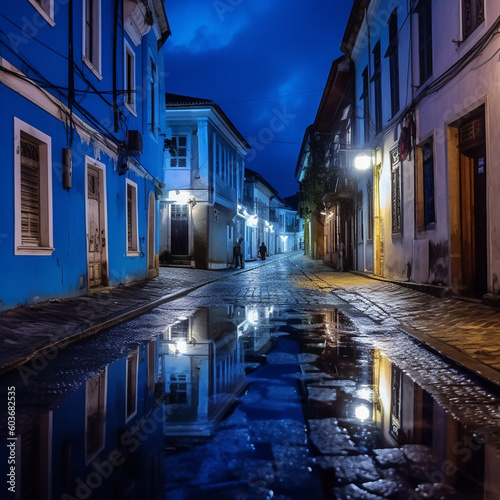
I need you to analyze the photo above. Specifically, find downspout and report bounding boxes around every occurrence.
[68,0,74,142]
[410,0,418,243]
[113,0,119,133]
[63,0,74,190]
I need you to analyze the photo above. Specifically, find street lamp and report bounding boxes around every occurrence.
[354,152,373,170]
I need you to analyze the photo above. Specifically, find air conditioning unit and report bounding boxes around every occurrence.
[128,130,143,154]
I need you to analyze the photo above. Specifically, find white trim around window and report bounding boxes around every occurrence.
[124,39,137,115]
[165,134,190,169]
[28,0,55,26]
[82,0,102,79]
[85,368,107,465]
[126,178,139,256]
[125,351,139,422]
[14,117,54,256]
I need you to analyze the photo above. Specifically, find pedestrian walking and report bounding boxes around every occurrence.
[258,242,267,261]
[233,238,244,268]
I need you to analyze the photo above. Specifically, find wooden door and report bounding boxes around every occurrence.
[459,113,487,296]
[171,204,189,255]
[460,146,487,295]
[87,167,106,287]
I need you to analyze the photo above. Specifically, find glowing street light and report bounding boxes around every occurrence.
[354,152,373,170]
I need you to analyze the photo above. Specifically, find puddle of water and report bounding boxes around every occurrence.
[1,306,500,499]
[298,309,500,500]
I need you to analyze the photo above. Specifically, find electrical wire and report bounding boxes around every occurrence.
[0,14,69,61]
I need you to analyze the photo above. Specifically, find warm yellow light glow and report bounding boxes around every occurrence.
[354,153,372,170]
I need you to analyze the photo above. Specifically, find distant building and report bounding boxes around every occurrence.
[295,125,326,260]
[159,93,249,269]
[295,57,353,266]
[243,168,277,259]
[283,193,304,251]
[0,0,170,310]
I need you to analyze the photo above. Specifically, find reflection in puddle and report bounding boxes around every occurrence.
[1,306,500,499]
[161,306,253,434]
[300,309,500,499]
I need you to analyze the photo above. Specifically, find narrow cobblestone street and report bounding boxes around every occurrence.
[2,254,500,499]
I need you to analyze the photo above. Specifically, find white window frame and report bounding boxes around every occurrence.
[124,40,137,115]
[126,179,139,256]
[82,0,102,79]
[165,134,190,169]
[126,351,139,422]
[149,53,157,137]
[28,0,55,26]
[85,368,107,465]
[14,118,54,256]
[147,341,156,395]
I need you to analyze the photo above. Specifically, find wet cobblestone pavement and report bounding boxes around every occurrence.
[3,253,500,386]
[3,254,500,499]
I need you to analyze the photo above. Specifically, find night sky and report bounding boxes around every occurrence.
[163,1,354,199]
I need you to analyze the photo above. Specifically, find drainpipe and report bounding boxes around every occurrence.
[63,0,74,190]
[113,0,119,133]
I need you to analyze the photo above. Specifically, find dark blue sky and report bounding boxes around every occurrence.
[163,1,354,198]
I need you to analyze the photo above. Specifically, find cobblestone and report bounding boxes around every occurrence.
[1,253,500,391]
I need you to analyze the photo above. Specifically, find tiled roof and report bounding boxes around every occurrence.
[165,93,250,149]
[165,93,216,107]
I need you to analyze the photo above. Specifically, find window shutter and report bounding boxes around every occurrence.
[20,137,41,246]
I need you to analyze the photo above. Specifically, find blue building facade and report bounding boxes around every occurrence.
[0,0,170,311]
